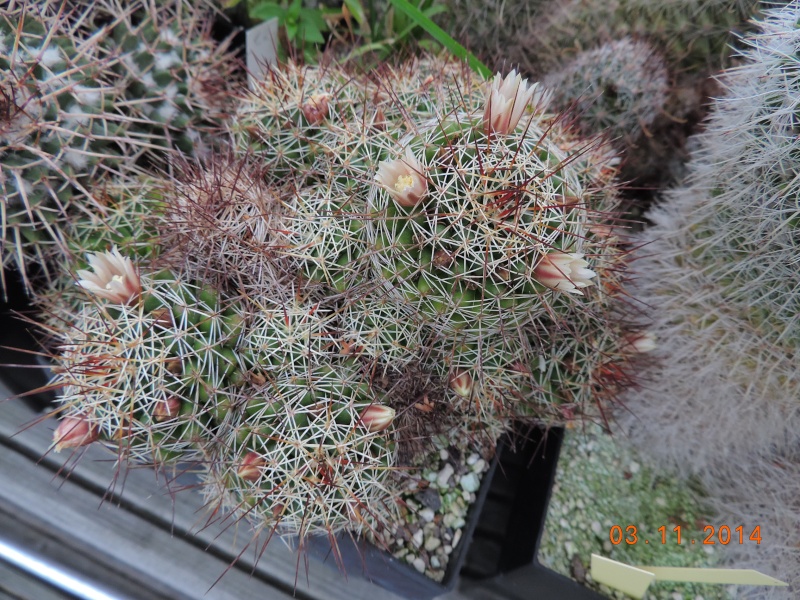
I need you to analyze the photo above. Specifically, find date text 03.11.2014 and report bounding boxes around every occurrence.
[608,524,762,546]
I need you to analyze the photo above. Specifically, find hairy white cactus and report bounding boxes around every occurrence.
[621,5,800,595]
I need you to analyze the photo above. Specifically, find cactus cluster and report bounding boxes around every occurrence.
[443,0,758,78]
[0,0,236,288]
[42,55,640,554]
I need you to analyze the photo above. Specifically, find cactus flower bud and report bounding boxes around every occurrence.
[301,94,329,124]
[76,247,141,305]
[359,404,396,432]
[237,452,266,481]
[624,332,656,353]
[153,396,182,422]
[533,252,596,295]
[483,70,537,135]
[449,369,473,398]
[53,412,98,452]
[375,148,427,207]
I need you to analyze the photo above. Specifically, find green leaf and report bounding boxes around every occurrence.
[298,19,326,44]
[299,8,328,31]
[250,2,287,21]
[388,0,491,78]
[287,0,302,20]
[343,0,368,26]
[285,20,299,41]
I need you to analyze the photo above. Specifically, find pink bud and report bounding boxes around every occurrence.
[533,252,596,295]
[359,404,396,432]
[624,332,656,353]
[237,452,265,481]
[153,396,181,422]
[449,370,473,398]
[53,413,99,452]
[301,94,329,124]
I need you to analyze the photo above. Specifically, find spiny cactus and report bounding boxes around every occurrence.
[43,54,639,562]
[543,38,669,143]
[164,155,292,293]
[98,0,237,157]
[50,261,245,464]
[0,2,122,282]
[444,0,758,78]
[202,363,397,540]
[0,0,237,290]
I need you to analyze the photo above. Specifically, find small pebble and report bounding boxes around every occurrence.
[431,556,441,568]
[459,472,480,493]
[472,458,486,473]
[452,529,462,548]
[629,461,641,474]
[424,537,442,552]
[413,557,426,573]
[467,453,480,466]
[419,508,435,523]
[591,521,602,536]
[416,488,442,511]
[671,594,683,600]
[412,529,424,548]
[437,464,455,488]
[439,449,449,461]
[443,544,453,554]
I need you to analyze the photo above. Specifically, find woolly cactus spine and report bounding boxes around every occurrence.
[620,4,800,594]
[622,2,800,471]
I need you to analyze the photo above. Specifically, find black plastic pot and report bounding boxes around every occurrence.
[463,423,605,600]
[0,269,52,411]
[308,446,501,600]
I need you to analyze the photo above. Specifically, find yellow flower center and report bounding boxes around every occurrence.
[394,174,414,193]
[106,274,124,289]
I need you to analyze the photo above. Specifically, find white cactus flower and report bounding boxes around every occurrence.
[483,69,538,135]
[375,147,427,207]
[534,252,596,294]
[76,247,141,305]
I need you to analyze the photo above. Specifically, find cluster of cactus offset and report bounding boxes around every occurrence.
[0,0,235,287]
[40,47,643,551]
